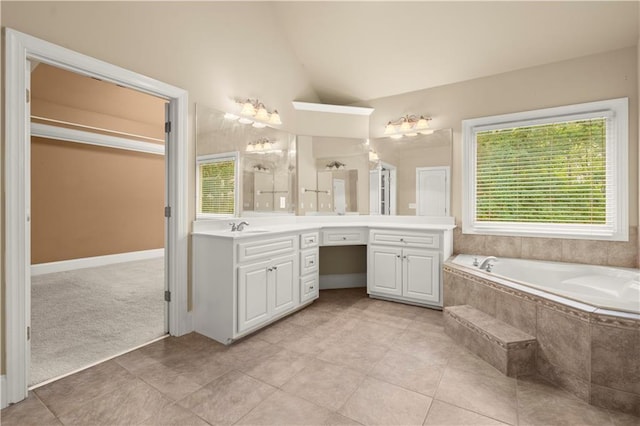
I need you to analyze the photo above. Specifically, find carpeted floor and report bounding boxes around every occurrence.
[30,257,166,386]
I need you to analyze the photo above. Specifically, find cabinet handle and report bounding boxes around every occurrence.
[309,261,314,265]
[310,285,314,290]
[400,238,405,242]
[397,255,401,258]
[267,267,273,272]
[342,236,347,240]
[403,255,408,260]
[273,266,278,270]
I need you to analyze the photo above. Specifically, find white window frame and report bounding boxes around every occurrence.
[196,152,240,218]
[462,98,628,241]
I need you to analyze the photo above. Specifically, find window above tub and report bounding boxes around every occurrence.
[462,98,628,241]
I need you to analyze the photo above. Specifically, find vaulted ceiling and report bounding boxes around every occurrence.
[272,1,639,104]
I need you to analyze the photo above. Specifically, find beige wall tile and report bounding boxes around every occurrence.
[561,239,609,265]
[521,237,563,261]
[591,323,640,395]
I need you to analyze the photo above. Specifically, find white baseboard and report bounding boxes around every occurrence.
[31,248,164,276]
[1,375,7,409]
[319,273,367,290]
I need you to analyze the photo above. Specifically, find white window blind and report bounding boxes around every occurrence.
[475,118,607,224]
[197,153,238,216]
[462,98,628,241]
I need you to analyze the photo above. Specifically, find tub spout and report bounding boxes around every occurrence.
[479,256,497,271]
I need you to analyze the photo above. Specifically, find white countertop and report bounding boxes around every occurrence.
[192,216,456,239]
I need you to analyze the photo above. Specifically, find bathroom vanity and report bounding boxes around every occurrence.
[192,217,454,344]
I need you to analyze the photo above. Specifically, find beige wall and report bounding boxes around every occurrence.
[2,1,319,376]
[31,137,165,263]
[363,47,639,228]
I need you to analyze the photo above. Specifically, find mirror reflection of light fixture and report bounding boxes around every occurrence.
[369,150,379,162]
[224,98,283,127]
[246,137,280,154]
[384,114,433,138]
[325,160,346,170]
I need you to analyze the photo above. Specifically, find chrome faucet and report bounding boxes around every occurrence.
[237,221,250,231]
[478,256,497,271]
[228,222,238,232]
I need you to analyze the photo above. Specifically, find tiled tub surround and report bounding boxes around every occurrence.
[453,226,639,268]
[443,260,640,417]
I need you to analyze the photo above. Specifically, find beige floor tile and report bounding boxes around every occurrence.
[393,329,461,365]
[323,412,364,425]
[178,370,276,424]
[174,332,227,352]
[33,360,136,417]
[114,348,162,374]
[516,375,615,426]
[136,360,203,401]
[286,307,335,328]
[435,367,517,425]
[446,348,506,380]
[256,319,308,344]
[316,334,390,373]
[339,376,432,426]
[214,337,281,368]
[0,392,61,426]
[58,378,171,425]
[412,307,445,327]
[370,349,444,397]
[138,402,210,426]
[281,359,365,411]
[608,409,640,426]
[424,400,508,425]
[236,390,333,425]
[277,326,335,356]
[164,353,234,386]
[242,348,314,387]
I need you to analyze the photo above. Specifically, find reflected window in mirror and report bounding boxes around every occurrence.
[196,104,297,218]
[196,152,239,218]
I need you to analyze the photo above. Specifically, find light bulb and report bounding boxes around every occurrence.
[238,117,253,124]
[263,141,272,150]
[416,116,430,130]
[419,129,435,135]
[390,134,403,140]
[269,110,282,125]
[252,121,266,128]
[246,144,255,152]
[224,112,239,121]
[405,132,418,137]
[240,100,256,116]
[255,104,269,121]
[400,118,412,132]
[384,122,395,135]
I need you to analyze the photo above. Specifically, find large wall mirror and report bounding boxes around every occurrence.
[196,104,296,217]
[195,103,452,219]
[297,136,369,215]
[369,129,453,216]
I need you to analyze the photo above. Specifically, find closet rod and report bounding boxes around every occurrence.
[31,115,165,143]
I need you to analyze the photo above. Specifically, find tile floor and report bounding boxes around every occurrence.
[2,288,639,426]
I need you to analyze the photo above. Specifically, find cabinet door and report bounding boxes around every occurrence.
[300,274,319,304]
[368,245,403,296]
[271,254,298,317]
[403,248,440,304]
[237,260,271,333]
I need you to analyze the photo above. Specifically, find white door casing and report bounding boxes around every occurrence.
[333,178,346,214]
[4,28,190,406]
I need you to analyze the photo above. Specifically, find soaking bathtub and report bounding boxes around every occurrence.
[451,254,640,314]
[443,255,640,416]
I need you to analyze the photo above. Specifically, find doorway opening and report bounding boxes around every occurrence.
[28,63,169,386]
[5,28,189,406]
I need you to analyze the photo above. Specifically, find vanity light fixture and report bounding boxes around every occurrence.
[369,150,379,162]
[224,98,282,127]
[326,160,346,170]
[384,114,433,138]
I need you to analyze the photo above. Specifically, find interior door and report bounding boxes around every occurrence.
[416,167,450,216]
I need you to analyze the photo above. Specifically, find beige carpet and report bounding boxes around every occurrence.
[30,257,166,386]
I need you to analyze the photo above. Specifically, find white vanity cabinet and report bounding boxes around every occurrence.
[367,229,451,308]
[193,232,304,344]
[299,231,320,303]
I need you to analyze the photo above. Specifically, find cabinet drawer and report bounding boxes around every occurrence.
[300,274,319,303]
[300,248,319,276]
[369,229,439,249]
[237,235,297,263]
[300,232,319,249]
[321,228,367,246]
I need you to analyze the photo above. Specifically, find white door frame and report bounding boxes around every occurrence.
[4,28,191,406]
[416,166,450,216]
